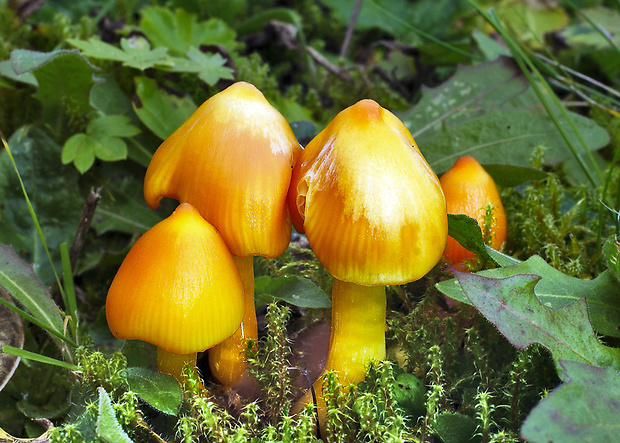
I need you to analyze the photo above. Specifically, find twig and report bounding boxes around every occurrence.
[339,0,364,59]
[70,187,102,269]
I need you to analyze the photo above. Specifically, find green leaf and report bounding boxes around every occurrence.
[90,162,165,235]
[139,7,240,55]
[133,76,197,139]
[433,412,481,443]
[61,133,87,164]
[0,246,64,342]
[0,60,37,86]
[69,36,172,71]
[0,127,84,285]
[447,214,494,265]
[96,387,134,443]
[87,115,140,139]
[454,271,620,376]
[521,360,620,442]
[399,57,609,174]
[125,367,182,415]
[603,235,620,282]
[437,255,620,338]
[1,346,77,371]
[12,50,96,138]
[92,136,128,162]
[481,163,548,187]
[165,46,233,86]
[255,275,331,309]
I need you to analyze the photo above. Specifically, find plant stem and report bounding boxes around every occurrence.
[156,348,196,381]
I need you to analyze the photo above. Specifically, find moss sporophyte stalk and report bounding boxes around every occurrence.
[287,99,447,429]
[143,81,301,387]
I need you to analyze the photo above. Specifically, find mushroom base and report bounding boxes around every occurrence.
[157,348,197,381]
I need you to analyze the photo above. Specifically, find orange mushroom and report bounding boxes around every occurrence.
[143,82,302,386]
[287,99,448,424]
[440,156,506,271]
[106,203,244,381]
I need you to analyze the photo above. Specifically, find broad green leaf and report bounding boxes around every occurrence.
[90,162,165,235]
[87,115,140,139]
[61,133,88,164]
[603,235,620,282]
[68,38,128,63]
[139,7,240,55]
[92,136,128,162]
[0,246,64,345]
[481,164,548,187]
[0,127,83,285]
[12,50,95,138]
[96,388,134,443]
[0,60,37,86]
[437,255,620,338]
[399,57,609,174]
[255,275,331,309]
[521,360,620,442]
[472,29,511,61]
[454,271,620,376]
[125,367,182,415]
[433,412,481,443]
[133,76,197,139]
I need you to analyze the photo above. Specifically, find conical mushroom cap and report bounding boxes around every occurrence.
[106,203,244,355]
[288,99,447,286]
[440,155,506,264]
[144,82,302,258]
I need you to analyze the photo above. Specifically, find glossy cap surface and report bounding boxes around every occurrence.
[144,82,302,257]
[440,156,507,265]
[287,99,448,285]
[106,203,244,354]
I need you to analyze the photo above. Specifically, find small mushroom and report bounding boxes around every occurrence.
[143,82,302,386]
[106,203,244,381]
[440,156,506,271]
[287,99,447,425]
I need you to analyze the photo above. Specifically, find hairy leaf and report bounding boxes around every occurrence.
[438,255,620,338]
[126,367,182,415]
[454,271,620,376]
[96,388,134,443]
[521,360,620,442]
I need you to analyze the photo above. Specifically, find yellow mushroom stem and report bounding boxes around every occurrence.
[294,278,386,427]
[156,348,197,381]
[209,255,258,386]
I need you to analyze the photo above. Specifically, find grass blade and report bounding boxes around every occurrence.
[1,345,78,370]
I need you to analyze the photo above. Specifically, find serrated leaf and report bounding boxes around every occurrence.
[96,388,133,443]
[437,255,620,338]
[521,360,620,442]
[133,76,197,139]
[0,245,64,346]
[167,46,233,86]
[454,271,620,376]
[603,235,620,282]
[399,57,609,174]
[87,115,140,139]
[69,38,128,62]
[139,7,240,55]
[69,37,172,71]
[125,367,182,415]
[255,275,331,309]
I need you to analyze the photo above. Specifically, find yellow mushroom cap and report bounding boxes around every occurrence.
[288,99,448,286]
[143,82,302,258]
[106,203,244,355]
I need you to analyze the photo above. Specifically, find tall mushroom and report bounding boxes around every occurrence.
[287,99,448,422]
[143,82,302,386]
[106,203,244,381]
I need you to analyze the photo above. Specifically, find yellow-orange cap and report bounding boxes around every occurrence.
[440,156,506,265]
[287,99,448,285]
[106,203,244,355]
[144,82,302,258]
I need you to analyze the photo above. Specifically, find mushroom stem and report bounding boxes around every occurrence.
[157,348,196,381]
[209,255,258,386]
[294,279,386,426]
